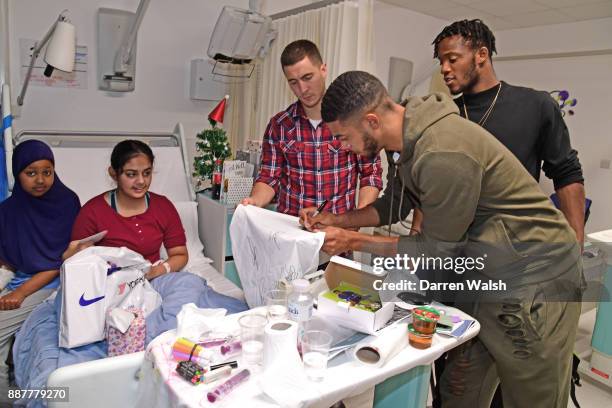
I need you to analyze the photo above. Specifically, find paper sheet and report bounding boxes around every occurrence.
[230,205,325,307]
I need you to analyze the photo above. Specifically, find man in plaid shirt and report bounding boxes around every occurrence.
[242,40,382,216]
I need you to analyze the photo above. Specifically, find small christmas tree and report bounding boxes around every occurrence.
[193,95,232,190]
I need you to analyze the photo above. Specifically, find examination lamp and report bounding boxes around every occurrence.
[17,10,76,106]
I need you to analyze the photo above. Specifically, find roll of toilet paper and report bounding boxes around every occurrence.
[353,323,409,368]
[260,320,313,406]
[263,319,302,372]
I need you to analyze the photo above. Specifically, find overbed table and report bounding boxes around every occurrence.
[135,306,479,408]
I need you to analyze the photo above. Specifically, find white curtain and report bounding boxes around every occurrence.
[227,0,374,151]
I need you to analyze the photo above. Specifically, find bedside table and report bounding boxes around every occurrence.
[196,191,241,288]
[197,191,277,289]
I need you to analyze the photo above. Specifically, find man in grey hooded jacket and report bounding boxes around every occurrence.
[301,71,584,408]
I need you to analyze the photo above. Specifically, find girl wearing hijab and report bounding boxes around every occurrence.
[0,140,80,390]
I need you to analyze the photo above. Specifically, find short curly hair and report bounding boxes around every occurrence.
[433,19,497,60]
[321,71,388,123]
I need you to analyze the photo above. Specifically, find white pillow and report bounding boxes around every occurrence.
[160,201,213,269]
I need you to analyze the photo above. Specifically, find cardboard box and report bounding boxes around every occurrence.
[317,256,393,334]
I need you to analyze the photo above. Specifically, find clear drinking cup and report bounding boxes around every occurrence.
[266,289,289,321]
[238,314,268,365]
[301,330,333,381]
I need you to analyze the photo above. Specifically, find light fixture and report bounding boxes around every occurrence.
[206,5,277,79]
[98,0,151,92]
[17,10,76,106]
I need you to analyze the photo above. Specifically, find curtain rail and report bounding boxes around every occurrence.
[270,0,345,20]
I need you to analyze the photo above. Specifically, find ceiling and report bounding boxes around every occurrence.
[381,0,612,30]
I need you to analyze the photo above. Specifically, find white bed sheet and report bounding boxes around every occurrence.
[187,259,244,301]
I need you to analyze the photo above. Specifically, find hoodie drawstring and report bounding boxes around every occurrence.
[387,158,411,234]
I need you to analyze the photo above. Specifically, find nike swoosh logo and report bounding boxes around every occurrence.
[79,294,105,306]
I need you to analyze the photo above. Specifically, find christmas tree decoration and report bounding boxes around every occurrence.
[208,95,229,127]
[193,95,232,190]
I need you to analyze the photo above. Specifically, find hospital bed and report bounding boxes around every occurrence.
[12,126,244,407]
[12,128,446,408]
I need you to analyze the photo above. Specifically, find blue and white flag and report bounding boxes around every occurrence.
[1,83,13,202]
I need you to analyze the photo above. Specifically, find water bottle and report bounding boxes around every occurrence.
[287,279,313,349]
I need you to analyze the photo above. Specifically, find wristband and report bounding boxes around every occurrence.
[162,261,171,274]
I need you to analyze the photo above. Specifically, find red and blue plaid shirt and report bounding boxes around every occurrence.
[256,101,383,216]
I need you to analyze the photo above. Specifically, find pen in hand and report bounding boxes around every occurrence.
[311,200,328,218]
[301,200,329,231]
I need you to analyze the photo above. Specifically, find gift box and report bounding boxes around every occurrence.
[317,256,394,334]
[107,307,145,357]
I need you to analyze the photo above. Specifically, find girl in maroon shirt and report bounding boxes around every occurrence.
[65,140,188,279]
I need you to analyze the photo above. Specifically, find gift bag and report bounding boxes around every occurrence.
[106,259,162,316]
[107,307,146,357]
[59,246,161,348]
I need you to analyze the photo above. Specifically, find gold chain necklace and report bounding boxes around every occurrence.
[462,82,502,127]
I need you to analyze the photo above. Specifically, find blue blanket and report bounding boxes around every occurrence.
[13,272,247,406]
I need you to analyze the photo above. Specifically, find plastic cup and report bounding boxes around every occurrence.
[412,306,440,335]
[266,289,289,321]
[238,314,267,365]
[301,330,333,381]
[408,323,433,349]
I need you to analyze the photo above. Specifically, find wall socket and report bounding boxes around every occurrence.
[600,159,611,169]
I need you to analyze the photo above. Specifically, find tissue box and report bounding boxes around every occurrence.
[317,256,393,334]
[107,307,145,357]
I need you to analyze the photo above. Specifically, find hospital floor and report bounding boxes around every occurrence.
[424,307,612,408]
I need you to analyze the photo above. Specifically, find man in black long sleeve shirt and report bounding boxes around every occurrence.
[413,19,585,247]
[458,81,583,188]
[421,18,586,408]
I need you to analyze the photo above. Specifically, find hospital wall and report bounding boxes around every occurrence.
[372,8,612,234]
[373,1,447,91]
[6,0,445,189]
[8,1,611,233]
[7,0,252,171]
